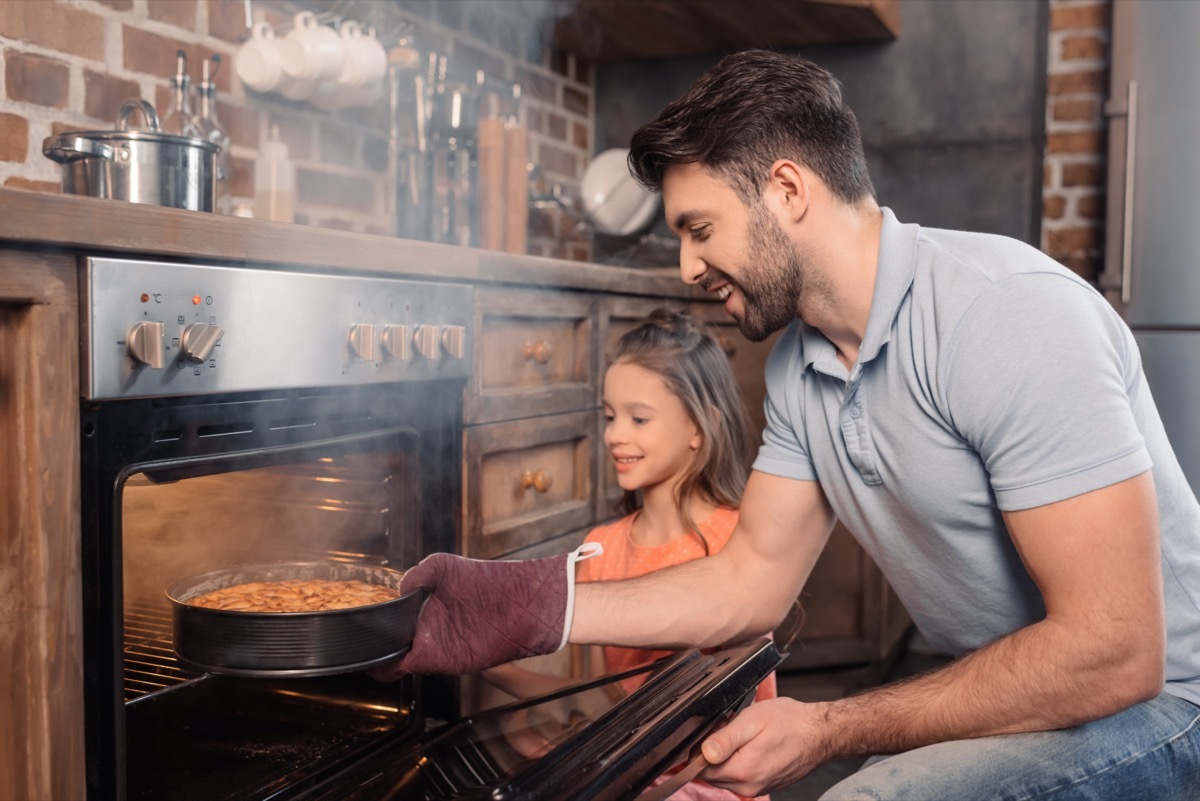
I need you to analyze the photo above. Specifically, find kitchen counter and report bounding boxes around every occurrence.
[0,188,696,299]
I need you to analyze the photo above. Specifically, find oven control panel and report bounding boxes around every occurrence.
[82,257,474,400]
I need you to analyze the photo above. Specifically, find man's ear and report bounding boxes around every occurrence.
[765,159,810,223]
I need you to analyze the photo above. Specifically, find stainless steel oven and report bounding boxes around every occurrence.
[78,256,781,801]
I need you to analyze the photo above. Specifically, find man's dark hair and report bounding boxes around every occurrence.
[628,49,876,205]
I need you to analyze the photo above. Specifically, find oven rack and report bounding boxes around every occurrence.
[123,601,207,702]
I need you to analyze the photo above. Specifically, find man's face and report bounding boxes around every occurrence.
[662,163,805,342]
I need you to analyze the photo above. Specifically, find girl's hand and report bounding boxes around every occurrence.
[698,697,833,797]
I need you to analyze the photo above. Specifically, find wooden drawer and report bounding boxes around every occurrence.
[463,410,596,559]
[466,288,597,425]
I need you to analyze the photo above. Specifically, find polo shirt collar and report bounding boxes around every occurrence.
[799,207,918,377]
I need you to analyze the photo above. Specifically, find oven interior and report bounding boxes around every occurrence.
[81,381,463,800]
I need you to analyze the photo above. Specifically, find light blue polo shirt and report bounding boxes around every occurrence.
[753,208,1200,705]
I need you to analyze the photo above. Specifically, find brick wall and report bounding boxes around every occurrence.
[1042,0,1110,282]
[0,0,593,260]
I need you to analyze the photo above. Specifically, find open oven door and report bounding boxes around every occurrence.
[298,637,783,801]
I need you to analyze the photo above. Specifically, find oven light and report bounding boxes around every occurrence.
[140,293,150,303]
[192,295,202,305]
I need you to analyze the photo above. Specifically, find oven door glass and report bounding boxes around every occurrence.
[297,638,783,801]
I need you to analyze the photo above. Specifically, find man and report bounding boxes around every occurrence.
[384,51,1200,799]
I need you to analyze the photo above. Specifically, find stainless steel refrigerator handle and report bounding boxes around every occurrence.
[1106,80,1139,305]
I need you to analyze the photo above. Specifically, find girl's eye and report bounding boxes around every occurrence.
[689,224,711,242]
[632,416,649,425]
[603,414,614,424]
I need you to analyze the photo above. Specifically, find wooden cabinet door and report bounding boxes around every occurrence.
[466,288,597,425]
[463,410,596,559]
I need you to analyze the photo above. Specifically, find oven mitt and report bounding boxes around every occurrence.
[371,542,602,677]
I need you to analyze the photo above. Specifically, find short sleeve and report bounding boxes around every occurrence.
[942,273,1151,510]
[751,322,819,481]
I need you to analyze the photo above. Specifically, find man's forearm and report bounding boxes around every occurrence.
[570,552,792,649]
[818,617,1164,760]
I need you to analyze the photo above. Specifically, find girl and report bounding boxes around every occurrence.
[488,309,776,801]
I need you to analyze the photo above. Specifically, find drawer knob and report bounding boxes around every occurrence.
[523,340,553,364]
[520,469,553,493]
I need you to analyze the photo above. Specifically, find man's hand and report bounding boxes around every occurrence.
[697,698,830,797]
[369,551,571,677]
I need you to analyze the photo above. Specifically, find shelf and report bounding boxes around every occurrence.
[551,0,900,62]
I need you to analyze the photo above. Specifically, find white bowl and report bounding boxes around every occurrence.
[582,148,661,237]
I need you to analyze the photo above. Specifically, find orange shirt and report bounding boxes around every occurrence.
[576,506,777,704]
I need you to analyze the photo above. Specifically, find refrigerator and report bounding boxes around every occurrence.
[1103,0,1200,493]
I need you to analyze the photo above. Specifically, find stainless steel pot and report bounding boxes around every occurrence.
[43,98,219,212]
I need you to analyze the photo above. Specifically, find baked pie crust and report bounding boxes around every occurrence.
[189,578,400,612]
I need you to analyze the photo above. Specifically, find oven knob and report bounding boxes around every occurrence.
[413,324,440,360]
[348,323,376,361]
[381,324,412,361]
[127,321,165,369]
[180,322,224,363]
[441,325,466,359]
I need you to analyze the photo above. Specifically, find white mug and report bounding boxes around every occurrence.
[280,11,343,85]
[235,22,285,93]
[337,22,387,90]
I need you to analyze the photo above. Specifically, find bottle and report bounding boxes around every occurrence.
[162,49,202,138]
[195,55,233,214]
[255,125,296,223]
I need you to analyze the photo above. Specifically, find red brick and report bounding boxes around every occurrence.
[51,121,90,136]
[1047,69,1106,96]
[1047,225,1100,252]
[0,1,105,61]
[562,85,589,117]
[1061,33,1106,61]
[1062,162,1104,187]
[546,111,567,141]
[123,27,232,94]
[1052,97,1098,123]
[296,168,375,212]
[5,176,60,193]
[0,112,29,162]
[1046,130,1103,155]
[453,41,508,87]
[148,0,197,30]
[5,51,69,108]
[515,67,557,103]
[230,154,253,197]
[84,69,142,124]
[206,0,251,43]
[1050,3,1108,31]
[1076,193,1104,219]
[574,57,591,86]
[525,105,544,135]
[538,141,578,179]
[572,120,588,150]
[216,100,258,150]
[1043,194,1066,220]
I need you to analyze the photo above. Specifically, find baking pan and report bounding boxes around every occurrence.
[167,562,424,677]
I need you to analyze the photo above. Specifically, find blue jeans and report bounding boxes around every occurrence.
[819,691,1200,801]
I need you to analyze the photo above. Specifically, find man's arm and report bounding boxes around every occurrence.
[569,470,836,649]
[699,471,1166,796]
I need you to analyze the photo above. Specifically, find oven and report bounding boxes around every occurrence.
[78,256,782,801]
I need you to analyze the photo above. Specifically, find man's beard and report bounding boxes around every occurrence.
[733,205,806,342]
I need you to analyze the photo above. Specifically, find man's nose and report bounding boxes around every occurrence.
[679,240,705,286]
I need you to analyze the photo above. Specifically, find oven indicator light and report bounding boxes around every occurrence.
[193,295,202,305]
[140,293,150,303]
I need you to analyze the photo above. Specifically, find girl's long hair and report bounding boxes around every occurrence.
[610,309,753,551]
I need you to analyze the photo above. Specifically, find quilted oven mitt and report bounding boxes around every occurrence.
[371,544,601,677]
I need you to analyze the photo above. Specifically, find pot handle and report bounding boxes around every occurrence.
[117,98,161,132]
[42,135,116,163]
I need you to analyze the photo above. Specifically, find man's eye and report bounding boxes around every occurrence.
[689,225,710,242]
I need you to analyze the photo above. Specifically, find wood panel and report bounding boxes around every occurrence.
[463,410,596,559]
[553,0,900,61]
[466,287,598,425]
[0,250,84,801]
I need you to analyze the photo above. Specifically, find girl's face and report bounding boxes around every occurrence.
[602,361,702,494]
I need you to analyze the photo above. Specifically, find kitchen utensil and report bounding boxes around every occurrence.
[582,147,660,237]
[235,21,286,93]
[42,98,218,212]
[167,561,424,677]
[337,21,387,89]
[280,11,343,87]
